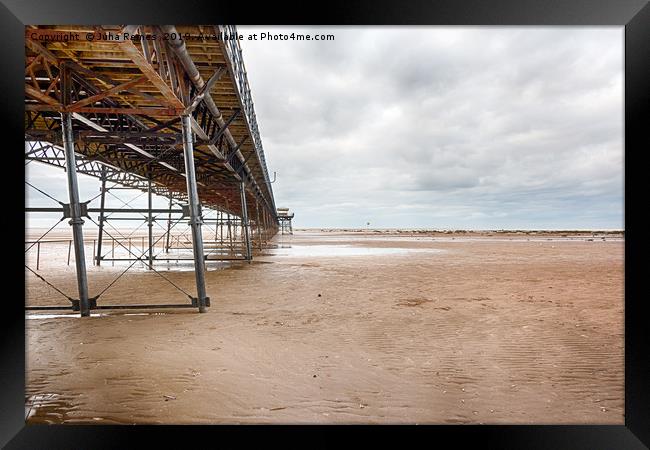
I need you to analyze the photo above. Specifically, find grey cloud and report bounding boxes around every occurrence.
[239,27,623,229]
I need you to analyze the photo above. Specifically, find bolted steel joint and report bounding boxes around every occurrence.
[68,217,85,226]
[186,217,204,226]
[191,297,210,308]
[71,297,97,311]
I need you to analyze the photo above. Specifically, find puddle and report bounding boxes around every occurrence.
[26,313,103,320]
[25,393,71,423]
[25,392,132,424]
[268,244,444,257]
[26,312,169,319]
[123,312,168,316]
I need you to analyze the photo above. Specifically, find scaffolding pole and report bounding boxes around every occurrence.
[240,181,252,262]
[256,199,262,250]
[181,114,208,313]
[61,112,90,316]
[165,195,173,253]
[96,167,107,266]
[147,179,154,270]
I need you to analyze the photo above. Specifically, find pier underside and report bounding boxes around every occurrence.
[25,25,280,315]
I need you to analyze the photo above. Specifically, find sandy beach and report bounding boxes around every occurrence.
[25,230,624,424]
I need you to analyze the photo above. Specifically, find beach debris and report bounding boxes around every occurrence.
[397,298,431,307]
[163,395,176,401]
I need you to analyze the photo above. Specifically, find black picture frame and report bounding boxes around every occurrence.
[2,1,648,448]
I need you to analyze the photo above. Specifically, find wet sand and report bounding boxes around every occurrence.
[25,230,624,424]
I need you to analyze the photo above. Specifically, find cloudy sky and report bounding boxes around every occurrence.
[27,27,623,230]
[239,26,623,229]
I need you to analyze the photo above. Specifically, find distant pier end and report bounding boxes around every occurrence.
[277,208,294,235]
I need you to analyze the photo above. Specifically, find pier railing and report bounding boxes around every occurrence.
[219,25,275,213]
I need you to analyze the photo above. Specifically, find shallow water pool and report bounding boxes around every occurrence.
[268,244,444,257]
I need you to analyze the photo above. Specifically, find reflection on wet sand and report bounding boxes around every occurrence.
[268,244,445,257]
[25,230,624,424]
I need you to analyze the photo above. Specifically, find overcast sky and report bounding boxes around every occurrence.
[239,26,623,229]
[27,27,623,230]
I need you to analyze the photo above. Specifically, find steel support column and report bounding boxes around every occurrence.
[181,114,208,312]
[215,211,221,243]
[217,211,222,244]
[96,167,107,266]
[147,179,154,269]
[256,199,262,250]
[165,195,173,253]
[61,112,90,316]
[228,215,233,251]
[262,209,269,243]
[239,181,252,262]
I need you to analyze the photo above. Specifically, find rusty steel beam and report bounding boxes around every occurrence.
[68,75,148,111]
[65,60,164,106]
[25,84,62,107]
[25,38,58,65]
[25,104,184,115]
[118,27,184,110]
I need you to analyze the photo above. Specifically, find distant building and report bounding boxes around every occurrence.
[277,208,294,235]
